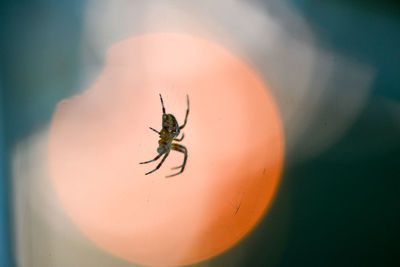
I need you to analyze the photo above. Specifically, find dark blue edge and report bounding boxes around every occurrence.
[0,71,13,267]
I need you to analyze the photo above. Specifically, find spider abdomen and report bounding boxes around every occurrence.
[162,114,180,136]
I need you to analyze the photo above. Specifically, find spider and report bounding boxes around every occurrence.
[140,94,189,178]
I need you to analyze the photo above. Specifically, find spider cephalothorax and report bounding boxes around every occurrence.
[140,94,189,177]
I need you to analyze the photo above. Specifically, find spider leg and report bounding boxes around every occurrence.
[145,152,170,175]
[149,127,160,134]
[166,143,187,178]
[173,133,184,142]
[159,93,166,114]
[139,152,163,164]
[179,95,189,130]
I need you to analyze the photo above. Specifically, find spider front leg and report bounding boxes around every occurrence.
[149,127,160,135]
[159,93,166,114]
[166,143,187,178]
[179,95,189,130]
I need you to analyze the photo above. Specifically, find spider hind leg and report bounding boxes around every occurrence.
[139,153,163,164]
[166,143,187,178]
[173,133,184,142]
[144,152,169,175]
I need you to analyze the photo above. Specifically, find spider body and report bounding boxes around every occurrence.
[157,115,179,154]
[140,94,189,178]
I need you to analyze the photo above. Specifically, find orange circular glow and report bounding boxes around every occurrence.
[48,33,284,267]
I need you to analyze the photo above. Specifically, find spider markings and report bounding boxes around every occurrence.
[140,94,189,178]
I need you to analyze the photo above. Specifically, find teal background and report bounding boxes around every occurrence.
[0,1,84,266]
[1,0,399,266]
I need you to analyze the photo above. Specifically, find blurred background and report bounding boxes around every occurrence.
[1,0,399,266]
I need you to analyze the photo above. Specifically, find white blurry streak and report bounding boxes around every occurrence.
[12,128,54,267]
[288,54,374,161]
[82,0,374,164]
[12,128,141,267]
